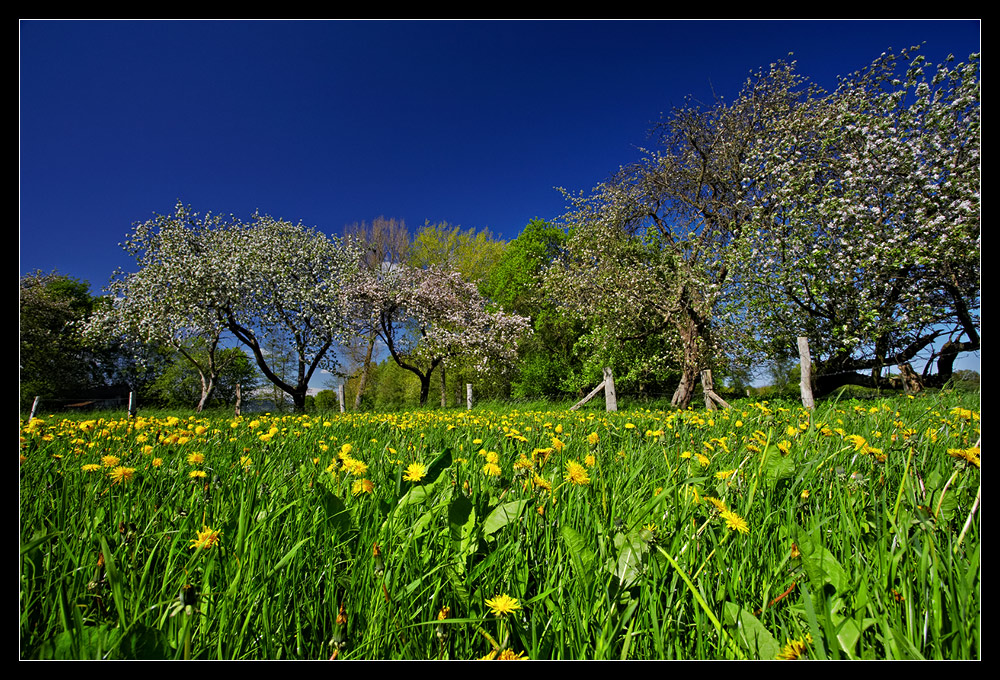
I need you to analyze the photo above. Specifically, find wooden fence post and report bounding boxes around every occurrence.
[466,383,473,410]
[29,396,41,422]
[234,383,242,417]
[338,384,345,413]
[603,367,618,412]
[700,370,731,410]
[128,391,137,418]
[797,336,815,410]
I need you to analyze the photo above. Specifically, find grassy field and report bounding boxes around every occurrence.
[19,390,980,660]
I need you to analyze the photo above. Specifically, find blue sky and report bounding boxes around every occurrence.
[19,19,981,379]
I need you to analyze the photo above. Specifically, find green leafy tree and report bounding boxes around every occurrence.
[20,271,113,409]
[482,219,587,399]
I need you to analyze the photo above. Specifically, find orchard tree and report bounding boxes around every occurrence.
[215,213,362,412]
[734,48,980,394]
[85,203,244,412]
[89,203,361,413]
[408,221,508,404]
[348,264,530,406]
[549,60,807,408]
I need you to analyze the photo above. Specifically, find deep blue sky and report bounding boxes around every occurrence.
[19,19,981,376]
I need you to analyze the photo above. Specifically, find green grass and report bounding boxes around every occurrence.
[19,391,980,659]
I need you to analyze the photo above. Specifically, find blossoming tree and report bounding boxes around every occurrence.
[733,48,980,393]
[347,264,530,406]
[88,203,361,412]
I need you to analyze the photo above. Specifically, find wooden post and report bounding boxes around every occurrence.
[603,367,618,412]
[700,370,731,410]
[466,383,473,410]
[570,380,606,411]
[234,383,242,417]
[797,336,815,410]
[128,391,137,418]
[338,384,345,413]
[29,396,41,422]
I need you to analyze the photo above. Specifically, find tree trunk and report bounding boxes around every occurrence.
[440,364,447,408]
[353,334,375,410]
[418,373,431,407]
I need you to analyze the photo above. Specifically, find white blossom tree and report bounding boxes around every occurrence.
[215,213,362,412]
[87,203,361,412]
[84,203,236,411]
[347,264,530,406]
[733,48,980,393]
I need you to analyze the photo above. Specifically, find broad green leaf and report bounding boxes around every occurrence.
[723,602,781,659]
[482,499,528,537]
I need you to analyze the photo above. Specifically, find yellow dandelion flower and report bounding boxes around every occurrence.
[584,453,596,467]
[108,466,136,484]
[695,453,711,466]
[720,509,750,534]
[532,474,552,492]
[404,462,427,482]
[437,606,451,621]
[351,478,375,496]
[551,437,565,453]
[186,452,205,465]
[496,649,528,660]
[189,525,221,550]
[101,455,120,468]
[485,594,521,617]
[81,463,101,473]
[152,458,163,468]
[587,432,599,445]
[715,469,737,480]
[776,634,812,660]
[189,470,208,479]
[704,496,728,512]
[482,461,502,477]
[564,460,590,486]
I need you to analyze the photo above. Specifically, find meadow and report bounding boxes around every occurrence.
[19,391,980,660]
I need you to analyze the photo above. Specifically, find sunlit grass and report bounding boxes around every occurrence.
[19,391,980,659]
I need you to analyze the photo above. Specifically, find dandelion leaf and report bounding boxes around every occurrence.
[795,527,848,593]
[483,499,529,538]
[723,602,780,660]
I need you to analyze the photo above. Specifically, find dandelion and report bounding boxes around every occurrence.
[482,461,502,477]
[82,463,101,473]
[239,456,253,470]
[485,594,521,617]
[587,432,599,445]
[352,478,375,496]
[532,474,552,492]
[186,452,205,465]
[189,470,208,479]
[189,525,221,550]
[404,462,427,482]
[108,466,136,485]
[720,509,750,534]
[704,496,728,513]
[564,460,590,486]
[947,446,980,469]
[584,453,596,467]
[776,634,812,660]
[101,455,120,468]
[715,469,737,480]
